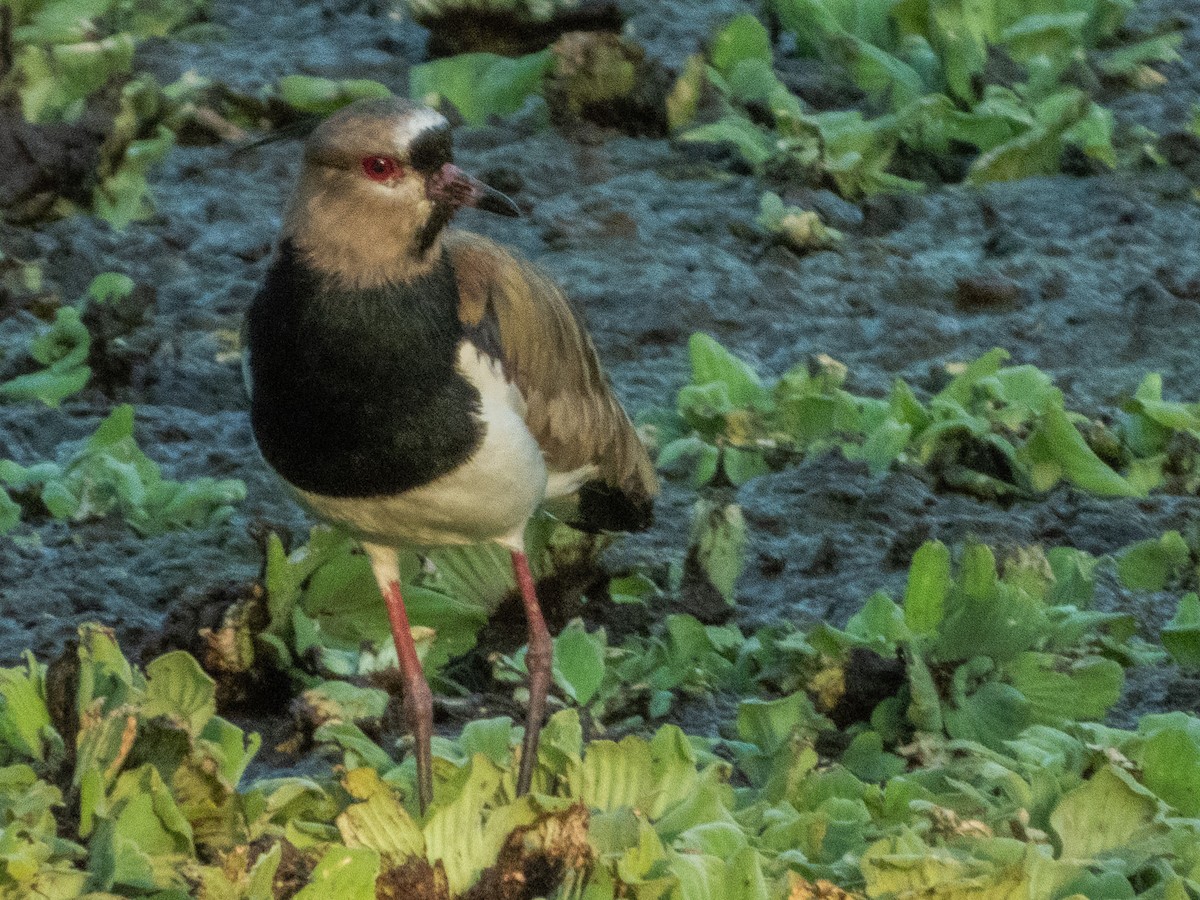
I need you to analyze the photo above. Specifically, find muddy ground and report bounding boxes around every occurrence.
[2,0,1200,755]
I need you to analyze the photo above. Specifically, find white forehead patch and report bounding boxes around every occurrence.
[395,108,449,150]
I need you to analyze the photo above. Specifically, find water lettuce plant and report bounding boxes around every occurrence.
[822,540,1137,750]
[492,612,754,728]
[0,404,245,535]
[677,14,921,198]
[646,335,1200,500]
[274,76,393,117]
[1,0,203,226]
[0,304,91,406]
[676,3,1178,194]
[0,271,139,407]
[410,50,554,125]
[0,589,1197,897]
[756,191,844,252]
[205,516,609,698]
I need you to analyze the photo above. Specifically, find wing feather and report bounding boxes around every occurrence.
[446,230,657,511]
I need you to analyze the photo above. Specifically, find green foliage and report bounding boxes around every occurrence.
[89,75,177,229]
[688,498,748,604]
[0,404,245,535]
[410,50,554,125]
[677,3,1178,195]
[805,540,1136,750]
[1163,593,1200,668]
[255,517,608,690]
[678,14,921,198]
[647,336,1200,501]
[2,0,204,226]
[0,305,91,406]
[1,533,1198,896]
[756,191,844,252]
[495,612,751,726]
[275,76,392,116]
[1116,531,1191,591]
[0,269,146,408]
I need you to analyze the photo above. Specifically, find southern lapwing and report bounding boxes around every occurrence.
[245,98,657,812]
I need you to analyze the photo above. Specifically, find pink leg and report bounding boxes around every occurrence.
[368,548,434,814]
[513,550,551,796]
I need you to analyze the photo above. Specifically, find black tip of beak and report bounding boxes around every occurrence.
[476,185,521,218]
[427,164,523,217]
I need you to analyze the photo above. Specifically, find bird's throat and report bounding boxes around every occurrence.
[414,202,456,259]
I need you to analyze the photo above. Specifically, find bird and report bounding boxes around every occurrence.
[244,97,657,812]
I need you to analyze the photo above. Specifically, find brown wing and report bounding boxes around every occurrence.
[446,230,658,521]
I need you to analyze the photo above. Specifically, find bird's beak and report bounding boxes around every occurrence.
[426,163,521,217]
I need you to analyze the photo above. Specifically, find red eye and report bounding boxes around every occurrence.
[361,156,402,182]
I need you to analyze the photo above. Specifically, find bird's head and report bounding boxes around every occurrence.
[282,98,520,288]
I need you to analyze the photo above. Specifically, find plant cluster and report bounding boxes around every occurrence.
[645,335,1200,501]
[0,0,214,226]
[673,1,1179,195]
[0,403,245,536]
[192,516,608,706]
[2,524,1199,897]
[0,271,139,406]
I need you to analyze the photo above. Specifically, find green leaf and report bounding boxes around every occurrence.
[410,51,552,126]
[142,652,217,736]
[1004,652,1123,724]
[937,579,1047,664]
[711,14,773,76]
[646,725,701,819]
[722,447,769,486]
[294,846,380,900]
[946,678,1032,749]
[903,541,951,636]
[1116,531,1190,591]
[688,334,770,410]
[841,591,910,654]
[315,722,396,774]
[609,572,661,606]
[0,366,90,407]
[737,692,818,756]
[862,418,912,476]
[29,307,90,369]
[1096,31,1182,76]
[337,768,425,864]
[687,500,747,605]
[581,736,653,812]
[1163,593,1200,668]
[1025,404,1139,496]
[0,661,53,763]
[841,731,906,782]
[422,755,503,894]
[553,621,607,706]
[680,116,778,169]
[88,272,136,305]
[657,435,720,486]
[457,717,518,768]
[89,765,194,892]
[1050,765,1164,860]
[1,306,92,406]
[93,123,176,229]
[1135,717,1200,816]
[277,76,392,115]
[0,490,20,534]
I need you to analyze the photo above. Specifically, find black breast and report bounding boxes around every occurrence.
[246,243,483,498]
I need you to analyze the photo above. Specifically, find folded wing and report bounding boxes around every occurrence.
[447,231,657,531]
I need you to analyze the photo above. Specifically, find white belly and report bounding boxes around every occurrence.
[292,343,549,551]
